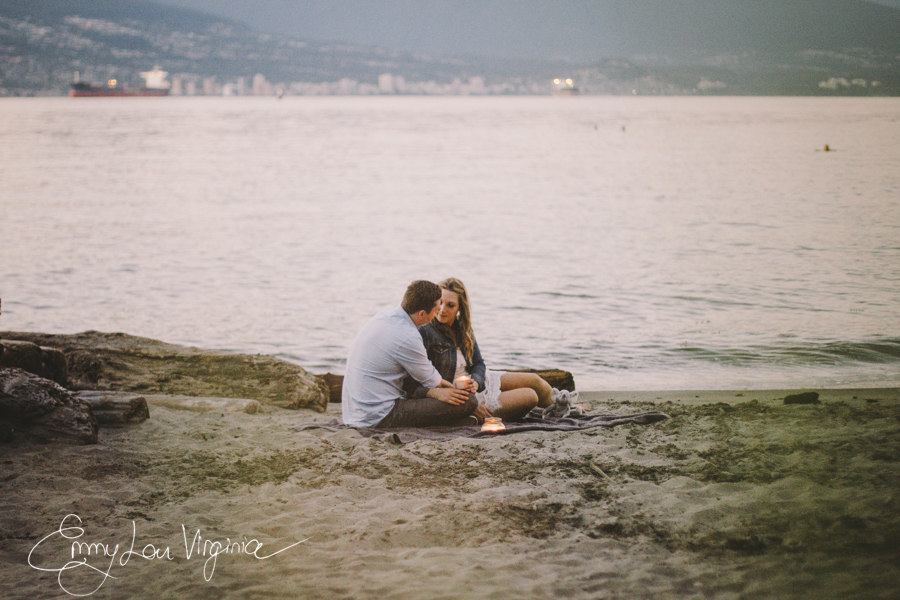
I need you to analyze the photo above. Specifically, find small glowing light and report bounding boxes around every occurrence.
[481,417,505,433]
[553,78,561,85]
[454,374,472,389]
[566,79,574,86]
[108,79,117,87]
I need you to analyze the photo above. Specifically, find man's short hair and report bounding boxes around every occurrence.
[401,280,441,315]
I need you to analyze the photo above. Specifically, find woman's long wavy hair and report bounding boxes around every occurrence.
[434,277,475,365]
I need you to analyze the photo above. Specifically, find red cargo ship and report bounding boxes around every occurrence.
[69,68,170,97]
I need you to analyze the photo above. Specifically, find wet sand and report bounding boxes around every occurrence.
[2,388,898,599]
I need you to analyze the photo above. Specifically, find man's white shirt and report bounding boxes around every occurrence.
[341,305,441,427]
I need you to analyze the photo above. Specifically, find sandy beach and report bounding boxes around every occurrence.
[2,387,898,599]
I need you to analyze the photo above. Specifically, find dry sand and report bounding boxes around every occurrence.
[1,388,898,599]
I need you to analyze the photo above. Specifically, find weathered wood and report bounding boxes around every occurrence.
[506,369,576,393]
[322,368,576,403]
[142,394,262,414]
[0,367,98,444]
[0,331,329,412]
[322,373,345,403]
[0,340,68,386]
[74,391,151,424]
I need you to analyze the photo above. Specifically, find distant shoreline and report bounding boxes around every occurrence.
[579,388,899,405]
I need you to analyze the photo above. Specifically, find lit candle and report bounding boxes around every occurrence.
[454,374,472,389]
[481,417,505,432]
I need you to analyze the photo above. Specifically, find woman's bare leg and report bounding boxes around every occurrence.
[500,372,553,408]
[493,388,539,421]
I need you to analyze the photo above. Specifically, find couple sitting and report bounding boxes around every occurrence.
[341,279,553,428]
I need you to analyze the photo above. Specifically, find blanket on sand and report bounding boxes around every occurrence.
[293,408,670,444]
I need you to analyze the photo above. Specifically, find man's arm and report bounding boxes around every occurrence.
[396,333,468,405]
[424,379,469,405]
[395,331,442,388]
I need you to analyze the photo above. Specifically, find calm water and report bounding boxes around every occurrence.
[1,96,898,390]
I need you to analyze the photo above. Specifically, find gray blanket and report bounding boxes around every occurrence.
[293,408,670,444]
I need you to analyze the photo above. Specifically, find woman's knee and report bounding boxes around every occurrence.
[536,377,552,405]
[523,373,546,392]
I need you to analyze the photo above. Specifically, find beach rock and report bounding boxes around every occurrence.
[0,367,98,444]
[321,368,576,403]
[74,391,150,425]
[0,339,68,386]
[784,392,820,405]
[0,331,330,412]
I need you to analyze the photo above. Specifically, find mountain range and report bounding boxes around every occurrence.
[1,0,898,96]
[154,0,900,63]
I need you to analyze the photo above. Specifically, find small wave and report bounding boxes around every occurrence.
[665,295,757,309]
[719,221,780,229]
[532,291,599,299]
[670,338,900,366]
[503,305,552,312]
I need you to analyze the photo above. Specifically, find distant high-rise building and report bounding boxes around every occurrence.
[203,77,219,96]
[253,73,274,95]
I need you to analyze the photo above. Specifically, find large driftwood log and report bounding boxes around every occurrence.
[74,391,151,425]
[0,331,329,412]
[0,340,68,386]
[0,368,98,444]
[321,373,345,404]
[321,368,576,403]
[506,369,576,393]
[141,394,262,414]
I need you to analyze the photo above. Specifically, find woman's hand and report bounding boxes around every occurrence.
[474,404,493,423]
[454,375,478,393]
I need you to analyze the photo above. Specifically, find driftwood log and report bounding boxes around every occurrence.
[73,391,151,425]
[0,367,98,444]
[0,339,68,386]
[141,394,262,414]
[507,369,576,393]
[0,331,329,412]
[321,368,575,403]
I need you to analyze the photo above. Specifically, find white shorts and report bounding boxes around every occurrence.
[475,369,505,411]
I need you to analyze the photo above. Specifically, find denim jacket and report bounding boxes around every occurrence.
[404,322,487,398]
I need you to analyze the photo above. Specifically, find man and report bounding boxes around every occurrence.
[342,280,477,428]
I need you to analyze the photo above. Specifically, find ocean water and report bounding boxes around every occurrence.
[1,95,898,390]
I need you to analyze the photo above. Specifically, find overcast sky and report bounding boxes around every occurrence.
[153,0,900,61]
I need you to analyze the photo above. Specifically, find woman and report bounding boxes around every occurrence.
[408,277,553,422]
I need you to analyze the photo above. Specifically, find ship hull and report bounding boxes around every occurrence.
[69,87,169,98]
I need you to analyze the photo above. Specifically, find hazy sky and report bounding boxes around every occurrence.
[154,0,900,61]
